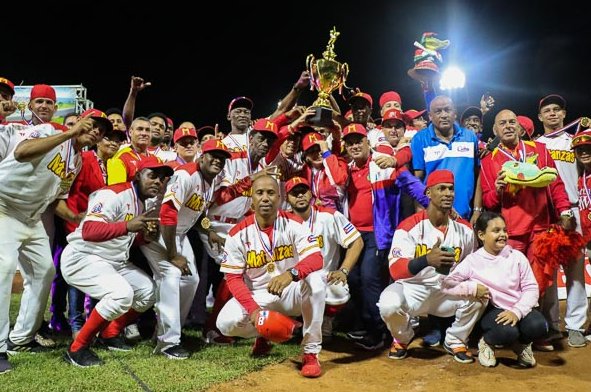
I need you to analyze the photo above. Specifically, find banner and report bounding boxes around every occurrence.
[557,257,591,299]
[6,85,84,124]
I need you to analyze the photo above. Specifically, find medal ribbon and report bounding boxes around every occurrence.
[497,140,527,163]
[255,215,277,262]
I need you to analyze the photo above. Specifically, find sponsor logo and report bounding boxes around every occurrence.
[414,244,461,262]
[246,245,295,269]
[185,193,205,212]
[90,203,103,213]
[391,247,402,258]
[549,149,575,163]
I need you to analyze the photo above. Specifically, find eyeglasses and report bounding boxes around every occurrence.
[572,134,591,148]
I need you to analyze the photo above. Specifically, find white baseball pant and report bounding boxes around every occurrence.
[60,245,156,321]
[142,235,199,352]
[217,271,326,354]
[378,281,485,348]
[0,213,55,352]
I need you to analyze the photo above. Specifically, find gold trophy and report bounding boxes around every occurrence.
[306,27,349,127]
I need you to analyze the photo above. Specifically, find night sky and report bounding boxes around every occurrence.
[4,1,590,137]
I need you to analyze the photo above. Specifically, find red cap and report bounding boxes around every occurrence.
[379,91,402,108]
[166,117,174,127]
[285,176,310,194]
[227,96,254,114]
[426,169,455,189]
[572,129,591,149]
[30,84,56,102]
[349,92,373,107]
[404,109,426,120]
[173,127,198,143]
[252,118,278,137]
[80,108,114,134]
[344,109,353,120]
[254,310,301,343]
[517,115,534,138]
[0,77,15,96]
[539,94,566,111]
[196,126,216,142]
[300,132,324,152]
[342,123,368,139]
[200,139,231,158]
[136,156,174,177]
[381,109,406,126]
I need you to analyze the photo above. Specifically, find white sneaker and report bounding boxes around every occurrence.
[124,324,141,342]
[410,316,420,329]
[514,343,536,367]
[478,337,497,367]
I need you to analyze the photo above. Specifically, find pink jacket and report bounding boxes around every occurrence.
[442,245,539,320]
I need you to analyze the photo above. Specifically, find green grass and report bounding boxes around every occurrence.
[6,294,300,392]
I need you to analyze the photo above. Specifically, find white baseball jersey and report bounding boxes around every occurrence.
[0,126,80,224]
[223,133,248,153]
[208,149,268,223]
[0,123,51,162]
[305,206,360,271]
[162,163,222,235]
[537,132,578,204]
[389,210,476,286]
[67,183,144,261]
[220,210,321,290]
[367,128,387,148]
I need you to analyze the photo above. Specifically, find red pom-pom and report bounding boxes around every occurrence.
[531,225,585,297]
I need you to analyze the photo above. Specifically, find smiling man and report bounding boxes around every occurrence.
[216,175,325,378]
[142,139,234,360]
[0,110,111,372]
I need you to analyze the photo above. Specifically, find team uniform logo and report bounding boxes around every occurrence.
[90,203,103,214]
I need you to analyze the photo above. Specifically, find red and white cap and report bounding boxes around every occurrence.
[173,127,198,143]
[200,139,231,158]
[252,118,278,137]
[342,123,368,139]
[285,176,311,194]
[80,108,114,134]
[381,109,406,126]
[227,96,254,114]
[300,132,324,152]
[137,156,174,177]
[349,92,373,107]
[30,84,56,102]
[379,91,402,108]
[0,77,15,96]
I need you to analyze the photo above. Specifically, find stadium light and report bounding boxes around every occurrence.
[439,66,466,90]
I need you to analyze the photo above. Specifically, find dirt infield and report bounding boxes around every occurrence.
[210,335,591,392]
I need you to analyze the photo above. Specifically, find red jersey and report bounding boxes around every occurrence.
[480,140,570,236]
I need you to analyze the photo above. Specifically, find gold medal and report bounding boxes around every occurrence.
[315,198,323,206]
[266,262,275,273]
[201,217,211,230]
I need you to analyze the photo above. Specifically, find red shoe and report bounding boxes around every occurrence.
[251,337,272,357]
[300,353,322,378]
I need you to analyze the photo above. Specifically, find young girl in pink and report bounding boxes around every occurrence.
[442,211,547,368]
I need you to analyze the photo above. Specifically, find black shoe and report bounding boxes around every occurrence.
[162,345,190,360]
[355,334,385,351]
[97,335,132,351]
[0,353,12,374]
[65,347,103,367]
[7,338,46,354]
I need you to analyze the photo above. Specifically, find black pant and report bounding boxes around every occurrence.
[480,306,548,345]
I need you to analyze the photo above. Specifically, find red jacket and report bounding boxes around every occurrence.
[480,140,570,236]
[65,151,107,233]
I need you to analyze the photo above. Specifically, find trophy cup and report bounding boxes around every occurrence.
[407,32,450,83]
[306,27,349,127]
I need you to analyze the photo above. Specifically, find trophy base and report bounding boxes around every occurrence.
[307,106,333,127]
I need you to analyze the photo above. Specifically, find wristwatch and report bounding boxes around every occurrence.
[340,267,350,276]
[289,267,300,281]
[560,209,575,218]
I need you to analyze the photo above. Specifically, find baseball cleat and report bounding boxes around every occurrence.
[300,353,321,378]
[65,347,103,368]
[161,345,190,360]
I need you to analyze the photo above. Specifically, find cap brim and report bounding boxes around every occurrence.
[141,165,174,177]
[93,117,114,134]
